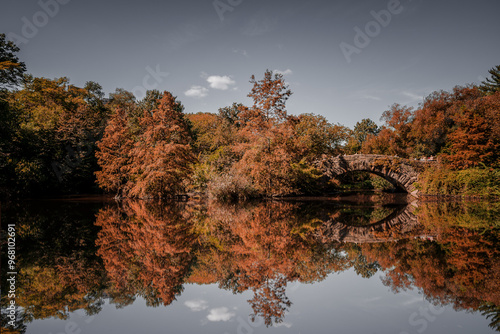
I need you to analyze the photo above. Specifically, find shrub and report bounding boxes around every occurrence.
[416,167,500,198]
[207,173,259,202]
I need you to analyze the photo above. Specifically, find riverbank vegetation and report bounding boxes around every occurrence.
[0,34,499,200]
[416,168,500,199]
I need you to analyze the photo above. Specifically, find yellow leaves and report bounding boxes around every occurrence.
[0,60,21,71]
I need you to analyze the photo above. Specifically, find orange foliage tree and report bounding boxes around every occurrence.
[95,91,195,198]
[410,86,480,157]
[362,103,414,157]
[441,91,500,168]
[128,92,195,198]
[95,108,134,197]
[361,85,500,169]
[232,70,298,196]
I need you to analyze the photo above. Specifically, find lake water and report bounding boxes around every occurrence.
[1,194,499,333]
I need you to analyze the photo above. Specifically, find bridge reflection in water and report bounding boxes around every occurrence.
[316,204,424,244]
[1,197,498,332]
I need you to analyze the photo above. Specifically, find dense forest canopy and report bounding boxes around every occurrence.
[0,33,499,199]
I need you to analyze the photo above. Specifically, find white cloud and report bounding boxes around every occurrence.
[275,322,293,328]
[363,296,383,303]
[402,91,423,101]
[184,85,209,98]
[184,299,209,312]
[206,75,236,90]
[206,307,235,322]
[274,69,293,76]
[362,95,382,101]
[233,49,248,57]
[401,296,423,306]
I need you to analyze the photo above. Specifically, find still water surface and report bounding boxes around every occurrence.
[1,194,499,333]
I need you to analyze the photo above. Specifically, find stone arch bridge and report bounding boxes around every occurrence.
[315,154,435,197]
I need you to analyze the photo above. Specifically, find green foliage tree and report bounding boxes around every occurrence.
[0,33,26,90]
[346,118,379,153]
[2,76,109,197]
[292,113,348,161]
[480,65,500,95]
[218,102,243,125]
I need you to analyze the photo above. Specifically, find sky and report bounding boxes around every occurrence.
[1,0,499,128]
[25,270,492,334]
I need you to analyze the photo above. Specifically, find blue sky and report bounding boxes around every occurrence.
[2,0,499,127]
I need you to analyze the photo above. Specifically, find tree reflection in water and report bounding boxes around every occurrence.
[1,199,499,332]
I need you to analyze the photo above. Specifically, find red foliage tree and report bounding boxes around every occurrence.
[95,108,134,197]
[410,86,480,157]
[442,91,500,168]
[128,92,195,198]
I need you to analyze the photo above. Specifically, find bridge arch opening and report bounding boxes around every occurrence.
[333,170,407,193]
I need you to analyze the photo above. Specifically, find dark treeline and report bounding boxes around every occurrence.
[1,34,499,199]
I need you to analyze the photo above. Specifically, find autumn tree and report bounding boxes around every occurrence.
[230,70,297,197]
[187,112,225,154]
[292,113,348,160]
[410,86,481,158]
[362,104,414,157]
[137,89,163,113]
[108,88,136,113]
[441,91,500,168]
[95,108,134,197]
[127,91,195,198]
[218,102,243,125]
[246,70,291,122]
[2,76,108,196]
[187,109,242,193]
[346,118,379,154]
